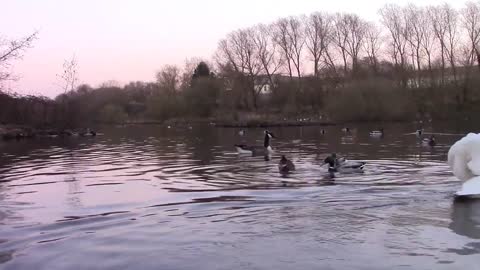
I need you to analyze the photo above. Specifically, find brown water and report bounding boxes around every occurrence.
[0,123,479,269]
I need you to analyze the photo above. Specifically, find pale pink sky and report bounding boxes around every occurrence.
[2,0,465,97]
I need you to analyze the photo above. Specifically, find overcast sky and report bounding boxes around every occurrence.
[2,0,467,97]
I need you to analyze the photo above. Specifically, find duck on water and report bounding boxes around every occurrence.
[323,153,366,174]
[422,135,436,147]
[369,128,384,138]
[235,130,275,155]
[416,129,423,138]
[278,155,295,174]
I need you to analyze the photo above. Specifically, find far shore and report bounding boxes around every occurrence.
[118,118,337,128]
[1,114,453,140]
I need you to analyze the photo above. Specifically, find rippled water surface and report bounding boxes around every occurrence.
[1,123,479,269]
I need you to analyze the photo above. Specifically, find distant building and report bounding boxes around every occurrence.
[254,74,294,95]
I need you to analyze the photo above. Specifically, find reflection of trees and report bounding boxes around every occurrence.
[64,147,83,209]
[181,126,221,164]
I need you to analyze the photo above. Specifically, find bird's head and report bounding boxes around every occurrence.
[324,154,336,167]
[265,130,275,138]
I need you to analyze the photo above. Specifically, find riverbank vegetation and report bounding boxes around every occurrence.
[3,2,480,128]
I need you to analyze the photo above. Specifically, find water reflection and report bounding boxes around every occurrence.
[0,123,475,269]
[450,200,480,239]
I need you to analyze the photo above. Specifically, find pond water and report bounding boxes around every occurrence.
[0,123,479,269]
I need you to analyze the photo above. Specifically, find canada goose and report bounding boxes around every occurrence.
[234,130,275,155]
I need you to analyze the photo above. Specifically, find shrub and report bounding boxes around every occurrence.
[325,79,416,122]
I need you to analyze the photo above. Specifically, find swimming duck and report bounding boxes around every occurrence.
[235,130,275,155]
[422,135,436,147]
[341,127,350,133]
[238,130,245,136]
[79,128,96,137]
[323,153,365,173]
[448,133,480,197]
[278,155,295,173]
[415,129,423,138]
[369,128,384,138]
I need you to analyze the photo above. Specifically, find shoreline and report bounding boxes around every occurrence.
[213,121,336,128]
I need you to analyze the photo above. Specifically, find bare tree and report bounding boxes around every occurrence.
[58,55,79,94]
[332,13,350,74]
[333,13,367,75]
[156,65,180,95]
[461,1,480,68]
[216,28,263,108]
[418,7,436,77]
[380,4,408,69]
[344,14,367,73]
[216,36,248,108]
[0,31,38,88]
[287,17,305,79]
[405,5,424,73]
[273,17,305,79]
[429,4,459,83]
[252,24,283,90]
[363,22,382,73]
[444,4,460,82]
[273,18,293,78]
[304,12,332,77]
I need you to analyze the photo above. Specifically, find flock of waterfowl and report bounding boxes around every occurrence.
[234,127,435,178]
[1,127,97,141]
[234,127,480,198]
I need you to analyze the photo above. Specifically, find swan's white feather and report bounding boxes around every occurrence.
[235,147,253,154]
[456,176,480,196]
[448,133,479,181]
[448,133,480,196]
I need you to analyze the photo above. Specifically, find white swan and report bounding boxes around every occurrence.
[448,133,480,196]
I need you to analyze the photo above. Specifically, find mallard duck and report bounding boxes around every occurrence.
[422,135,436,147]
[369,128,384,138]
[278,155,295,173]
[416,129,423,138]
[79,128,96,137]
[323,153,365,173]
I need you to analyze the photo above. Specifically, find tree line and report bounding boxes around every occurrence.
[214,2,480,119]
[3,2,480,127]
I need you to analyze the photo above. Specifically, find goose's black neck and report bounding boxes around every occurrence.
[264,133,270,148]
[324,156,336,167]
